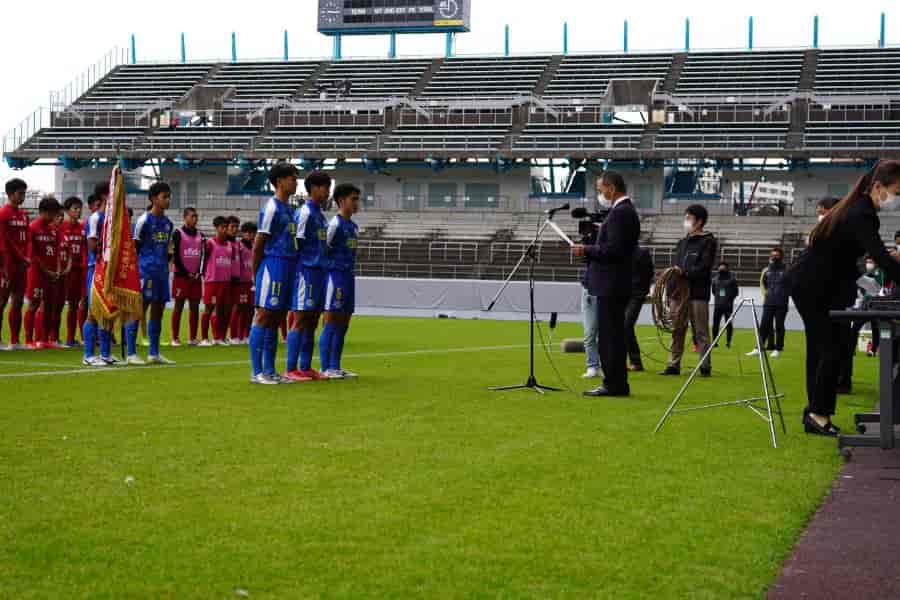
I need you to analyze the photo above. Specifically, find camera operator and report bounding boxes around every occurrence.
[572,171,640,397]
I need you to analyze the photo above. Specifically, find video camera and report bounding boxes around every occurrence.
[571,207,610,244]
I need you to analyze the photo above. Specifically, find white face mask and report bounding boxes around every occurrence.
[866,262,876,272]
[683,219,695,234]
[598,194,612,208]
[881,192,900,212]
[817,214,825,222]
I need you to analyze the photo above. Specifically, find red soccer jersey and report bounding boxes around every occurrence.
[0,204,30,265]
[60,219,87,270]
[28,218,60,271]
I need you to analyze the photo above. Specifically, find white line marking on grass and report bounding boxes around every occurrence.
[0,359,79,368]
[0,344,530,379]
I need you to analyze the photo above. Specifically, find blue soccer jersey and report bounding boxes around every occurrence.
[258,196,296,259]
[133,212,173,278]
[86,211,104,269]
[325,214,358,272]
[295,200,328,270]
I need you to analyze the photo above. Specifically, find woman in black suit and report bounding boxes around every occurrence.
[789,160,900,436]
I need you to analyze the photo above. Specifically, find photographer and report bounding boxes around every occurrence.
[572,171,640,397]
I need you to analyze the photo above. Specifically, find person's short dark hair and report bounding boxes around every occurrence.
[38,195,61,214]
[127,208,134,218]
[226,215,240,226]
[148,182,171,200]
[600,171,627,194]
[718,261,729,269]
[213,216,227,228]
[685,204,708,228]
[5,178,27,196]
[817,197,840,211]
[268,162,300,187]
[771,246,784,255]
[63,196,83,210]
[240,222,258,234]
[87,194,99,208]
[94,182,110,198]
[183,206,197,217]
[304,170,332,194]
[333,183,361,204]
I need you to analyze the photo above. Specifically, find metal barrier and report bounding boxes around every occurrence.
[357,240,402,262]
[490,242,543,264]
[428,241,479,262]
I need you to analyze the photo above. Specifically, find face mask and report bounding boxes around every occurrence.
[817,215,825,222]
[866,263,876,272]
[882,192,900,212]
[683,219,695,234]
[771,257,781,264]
[598,194,612,208]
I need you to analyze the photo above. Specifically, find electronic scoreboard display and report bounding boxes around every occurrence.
[318,0,471,34]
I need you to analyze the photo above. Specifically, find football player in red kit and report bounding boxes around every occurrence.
[24,196,62,349]
[60,196,87,347]
[0,178,30,350]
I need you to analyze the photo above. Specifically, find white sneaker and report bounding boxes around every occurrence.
[338,369,358,378]
[170,339,182,348]
[189,339,200,347]
[241,337,249,345]
[324,369,345,379]
[147,354,175,365]
[746,349,760,357]
[9,344,26,351]
[126,354,146,365]
[229,338,242,345]
[250,373,280,385]
[82,356,108,367]
[770,350,781,358]
[0,344,11,352]
[582,367,600,379]
[198,340,214,347]
[101,355,120,366]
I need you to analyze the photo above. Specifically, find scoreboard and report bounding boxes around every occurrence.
[318,0,471,34]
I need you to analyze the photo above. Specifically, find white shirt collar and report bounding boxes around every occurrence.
[612,195,630,208]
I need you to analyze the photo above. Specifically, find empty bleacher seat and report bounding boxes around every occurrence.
[514,123,643,153]
[73,64,214,109]
[304,59,431,100]
[206,62,321,106]
[804,121,900,149]
[420,56,549,99]
[814,48,900,95]
[379,124,508,154]
[17,128,144,156]
[544,53,672,99]
[675,51,803,96]
[655,122,788,151]
[138,126,260,155]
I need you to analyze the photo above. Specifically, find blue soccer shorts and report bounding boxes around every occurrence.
[325,270,355,314]
[141,273,171,304]
[291,266,326,312]
[255,256,295,311]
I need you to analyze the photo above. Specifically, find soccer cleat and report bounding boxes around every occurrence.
[9,344,27,351]
[770,350,781,358]
[25,342,39,351]
[189,339,200,347]
[283,370,312,383]
[250,373,280,385]
[82,356,108,367]
[298,369,327,381]
[582,367,600,379]
[147,354,175,365]
[48,341,67,350]
[101,355,121,366]
[338,369,358,378]
[0,344,11,352]
[170,339,182,348]
[198,340,214,347]
[126,354,146,366]
[746,349,761,357]
[65,341,83,349]
[229,338,242,346]
[323,369,345,380]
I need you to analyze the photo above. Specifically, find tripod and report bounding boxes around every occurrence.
[486,217,564,394]
[653,297,787,448]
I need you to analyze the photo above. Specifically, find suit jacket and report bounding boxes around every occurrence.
[584,197,641,298]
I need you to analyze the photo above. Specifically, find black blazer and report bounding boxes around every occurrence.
[789,197,900,309]
[584,197,641,298]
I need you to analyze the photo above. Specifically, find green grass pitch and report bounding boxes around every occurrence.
[0,316,873,598]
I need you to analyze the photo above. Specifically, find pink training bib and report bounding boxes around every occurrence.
[179,227,203,275]
[204,238,233,283]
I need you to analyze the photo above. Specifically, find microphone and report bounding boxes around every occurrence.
[570,207,589,219]
[545,203,570,218]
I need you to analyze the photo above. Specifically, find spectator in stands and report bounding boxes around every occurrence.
[660,204,718,377]
[579,266,601,379]
[788,160,900,436]
[749,247,789,358]
[711,261,739,348]
[624,246,654,372]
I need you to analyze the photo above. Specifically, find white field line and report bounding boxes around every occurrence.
[0,344,531,379]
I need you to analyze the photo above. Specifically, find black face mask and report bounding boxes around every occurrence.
[718,269,729,277]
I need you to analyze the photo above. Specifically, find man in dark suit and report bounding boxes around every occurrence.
[573,171,641,397]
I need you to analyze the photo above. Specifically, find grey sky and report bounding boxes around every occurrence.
[1,0,894,191]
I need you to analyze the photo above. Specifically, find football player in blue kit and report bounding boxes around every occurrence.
[284,170,332,382]
[82,183,116,367]
[249,163,299,384]
[319,183,360,379]
[127,182,175,365]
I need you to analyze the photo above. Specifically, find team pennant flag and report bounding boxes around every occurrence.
[89,165,142,327]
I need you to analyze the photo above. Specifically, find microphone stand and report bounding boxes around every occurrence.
[486,211,567,394]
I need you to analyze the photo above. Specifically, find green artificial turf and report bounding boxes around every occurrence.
[0,316,869,598]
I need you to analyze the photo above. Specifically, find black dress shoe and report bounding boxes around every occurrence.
[583,386,630,397]
[699,369,711,378]
[826,422,842,434]
[659,367,681,376]
[804,414,838,437]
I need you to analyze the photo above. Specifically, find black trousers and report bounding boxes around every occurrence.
[596,295,629,393]
[838,321,855,389]
[759,305,788,351]
[623,295,644,367]
[793,294,842,416]
[711,304,734,346]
